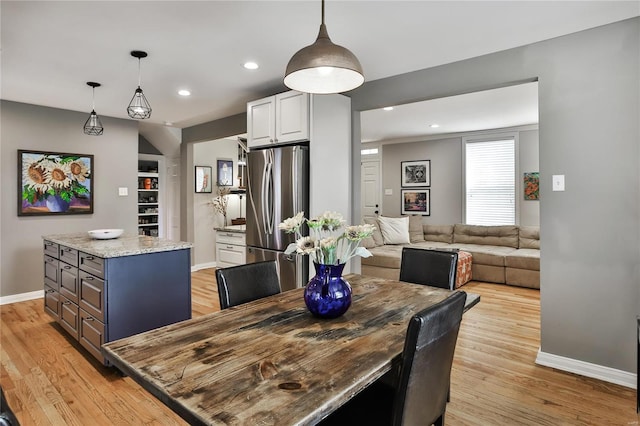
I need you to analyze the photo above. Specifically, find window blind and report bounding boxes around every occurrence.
[465,138,515,225]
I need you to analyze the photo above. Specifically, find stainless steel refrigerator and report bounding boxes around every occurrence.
[246,144,309,291]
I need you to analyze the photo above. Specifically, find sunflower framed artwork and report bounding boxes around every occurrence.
[18,150,94,216]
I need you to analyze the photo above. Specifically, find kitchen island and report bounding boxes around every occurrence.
[42,233,192,365]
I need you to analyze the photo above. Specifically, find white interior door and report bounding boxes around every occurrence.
[361,160,381,220]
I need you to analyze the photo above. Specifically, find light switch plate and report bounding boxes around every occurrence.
[384,189,393,195]
[118,187,128,196]
[552,175,565,191]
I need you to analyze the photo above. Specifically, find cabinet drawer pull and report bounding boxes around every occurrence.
[85,316,94,321]
[63,265,71,270]
[63,300,71,305]
[46,289,54,294]
[84,276,94,280]
[226,245,235,249]
[85,256,95,260]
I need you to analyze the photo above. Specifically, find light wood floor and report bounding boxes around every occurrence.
[1,270,636,425]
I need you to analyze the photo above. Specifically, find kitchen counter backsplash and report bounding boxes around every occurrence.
[42,233,192,258]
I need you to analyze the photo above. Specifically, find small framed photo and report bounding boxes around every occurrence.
[217,159,233,186]
[401,160,430,187]
[195,166,212,193]
[401,189,430,216]
[523,172,540,200]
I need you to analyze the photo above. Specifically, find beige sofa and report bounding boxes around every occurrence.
[361,219,540,289]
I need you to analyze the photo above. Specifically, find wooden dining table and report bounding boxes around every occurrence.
[102,274,480,426]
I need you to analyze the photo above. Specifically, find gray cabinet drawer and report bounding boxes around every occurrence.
[59,295,79,340]
[79,309,105,362]
[79,252,104,279]
[44,240,59,258]
[44,255,59,290]
[44,285,60,320]
[59,245,78,267]
[79,271,105,323]
[59,262,79,303]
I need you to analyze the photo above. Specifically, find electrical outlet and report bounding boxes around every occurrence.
[384,189,393,195]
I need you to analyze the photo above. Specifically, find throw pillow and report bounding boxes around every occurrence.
[363,216,384,246]
[378,216,411,245]
[408,215,425,243]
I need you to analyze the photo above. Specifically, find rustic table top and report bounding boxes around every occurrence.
[102,274,479,426]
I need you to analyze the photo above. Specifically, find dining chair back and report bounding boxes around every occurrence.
[0,386,19,426]
[215,261,281,309]
[318,291,467,426]
[392,290,467,425]
[399,247,458,290]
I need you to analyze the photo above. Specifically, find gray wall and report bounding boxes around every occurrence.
[378,128,539,226]
[0,100,139,297]
[350,18,639,373]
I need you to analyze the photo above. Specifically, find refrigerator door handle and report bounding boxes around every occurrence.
[263,149,275,236]
[292,146,299,215]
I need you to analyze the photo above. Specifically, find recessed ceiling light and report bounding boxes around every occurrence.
[164,121,173,126]
[244,62,259,70]
[430,124,440,128]
[178,89,191,97]
[383,106,393,111]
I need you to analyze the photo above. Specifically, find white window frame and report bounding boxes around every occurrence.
[462,132,520,225]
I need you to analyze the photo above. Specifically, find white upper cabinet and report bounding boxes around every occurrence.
[247,91,309,149]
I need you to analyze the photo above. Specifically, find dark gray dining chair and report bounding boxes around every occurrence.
[0,386,20,426]
[215,261,281,309]
[399,247,459,290]
[319,291,467,426]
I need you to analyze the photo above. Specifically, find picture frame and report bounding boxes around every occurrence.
[217,159,233,186]
[523,172,540,200]
[401,189,430,216]
[401,160,430,187]
[195,166,213,193]
[18,149,94,216]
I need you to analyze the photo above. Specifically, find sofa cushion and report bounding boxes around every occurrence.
[363,216,384,247]
[408,215,425,243]
[378,216,410,245]
[519,226,540,249]
[505,249,540,270]
[361,245,405,269]
[453,224,519,248]
[451,244,516,267]
[423,225,454,244]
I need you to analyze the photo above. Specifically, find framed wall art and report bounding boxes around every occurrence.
[401,189,430,216]
[523,172,540,200]
[18,150,94,216]
[217,159,233,186]
[401,160,430,187]
[195,165,213,193]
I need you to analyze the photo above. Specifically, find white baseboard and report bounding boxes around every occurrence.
[536,348,636,389]
[191,262,217,272]
[0,290,44,305]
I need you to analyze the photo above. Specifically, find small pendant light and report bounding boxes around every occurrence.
[83,82,104,136]
[284,0,364,94]
[127,50,152,119]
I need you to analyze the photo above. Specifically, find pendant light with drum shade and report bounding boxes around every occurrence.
[127,50,152,119]
[284,0,364,94]
[83,82,104,136]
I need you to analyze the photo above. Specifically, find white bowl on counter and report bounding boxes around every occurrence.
[88,229,124,240]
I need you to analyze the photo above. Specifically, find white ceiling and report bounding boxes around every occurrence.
[2,1,638,137]
[360,82,539,143]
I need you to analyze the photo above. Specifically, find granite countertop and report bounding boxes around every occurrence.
[214,224,246,234]
[42,233,193,258]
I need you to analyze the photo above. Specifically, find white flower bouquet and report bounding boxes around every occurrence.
[279,211,375,265]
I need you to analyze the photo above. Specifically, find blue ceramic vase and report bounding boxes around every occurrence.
[46,194,71,212]
[304,263,352,319]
